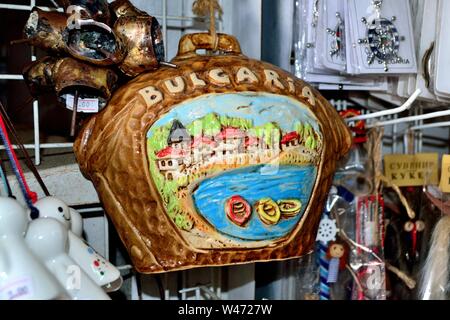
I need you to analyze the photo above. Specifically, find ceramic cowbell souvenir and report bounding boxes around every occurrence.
[22,56,58,97]
[110,0,148,19]
[23,7,67,53]
[113,14,165,77]
[74,33,352,273]
[52,57,118,110]
[57,0,111,24]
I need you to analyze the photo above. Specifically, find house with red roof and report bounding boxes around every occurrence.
[155,120,193,180]
[191,136,216,163]
[244,136,265,163]
[215,127,246,160]
[281,131,300,151]
[156,146,190,180]
[154,117,308,180]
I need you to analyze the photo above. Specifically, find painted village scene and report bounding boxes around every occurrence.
[146,93,323,248]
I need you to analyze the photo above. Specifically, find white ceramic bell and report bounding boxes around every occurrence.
[25,218,110,300]
[32,196,71,228]
[68,233,123,292]
[33,196,122,291]
[31,196,83,236]
[0,197,67,300]
[69,208,83,237]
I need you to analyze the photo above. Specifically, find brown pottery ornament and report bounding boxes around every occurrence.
[74,33,352,273]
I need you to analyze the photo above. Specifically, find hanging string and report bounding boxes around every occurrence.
[0,113,38,212]
[0,101,50,196]
[318,241,331,300]
[0,157,12,197]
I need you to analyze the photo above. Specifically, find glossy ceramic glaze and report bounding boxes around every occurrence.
[0,197,66,300]
[74,32,352,273]
[33,196,122,290]
[25,218,110,300]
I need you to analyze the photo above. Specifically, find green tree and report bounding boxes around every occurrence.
[219,115,252,130]
[187,119,204,137]
[295,122,304,137]
[148,124,171,152]
[303,123,312,140]
[252,122,281,146]
[305,136,314,149]
[202,113,222,136]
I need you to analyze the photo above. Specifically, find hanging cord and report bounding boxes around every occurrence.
[0,157,13,197]
[379,175,416,220]
[192,0,223,51]
[0,113,38,214]
[0,101,50,196]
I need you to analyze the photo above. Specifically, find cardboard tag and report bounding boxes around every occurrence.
[384,153,439,187]
[65,95,99,113]
[440,155,450,193]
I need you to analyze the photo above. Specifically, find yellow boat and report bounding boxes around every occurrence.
[278,199,302,217]
[256,198,281,225]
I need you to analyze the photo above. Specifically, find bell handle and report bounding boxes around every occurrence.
[176,33,242,58]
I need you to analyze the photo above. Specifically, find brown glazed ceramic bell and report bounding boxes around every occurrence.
[110,0,148,19]
[22,56,58,97]
[53,57,118,110]
[58,0,110,24]
[62,18,126,66]
[23,7,67,53]
[74,32,352,273]
[113,14,165,77]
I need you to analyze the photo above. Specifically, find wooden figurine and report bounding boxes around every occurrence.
[74,32,352,273]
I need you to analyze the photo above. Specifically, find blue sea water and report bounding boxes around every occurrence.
[192,165,317,241]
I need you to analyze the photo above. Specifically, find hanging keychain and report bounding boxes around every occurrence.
[357,0,406,72]
[326,240,349,283]
[326,12,345,59]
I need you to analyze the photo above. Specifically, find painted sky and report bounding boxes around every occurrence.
[147,92,321,139]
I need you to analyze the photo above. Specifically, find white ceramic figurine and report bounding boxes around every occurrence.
[0,197,67,300]
[33,196,122,292]
[25,217,110,300]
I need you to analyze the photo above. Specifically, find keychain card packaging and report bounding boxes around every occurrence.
[433,0,450,100]
[415,0,439,101]
[321,0,347,72]
[312,0,328,73]
[306,0,329,74]
[347,0,417,74]
[347,0,369,75]
[356,196,385,253]
[353,195,387,300]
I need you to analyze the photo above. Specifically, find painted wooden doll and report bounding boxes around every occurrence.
[326,241,349,283]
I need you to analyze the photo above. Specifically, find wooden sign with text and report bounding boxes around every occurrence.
[384,153,439,187]
[440,155,450,193]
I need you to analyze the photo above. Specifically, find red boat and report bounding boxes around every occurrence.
[226,195,252,226]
